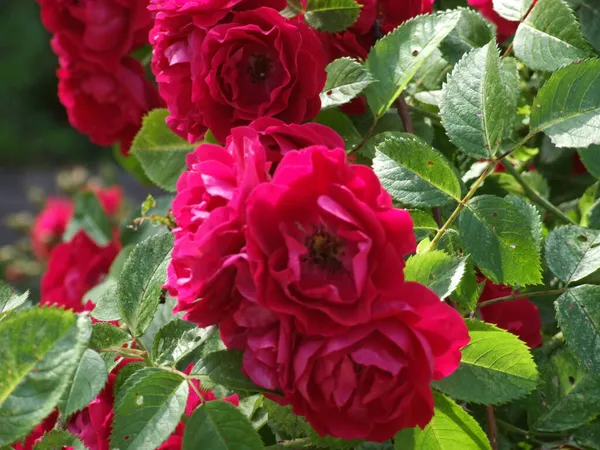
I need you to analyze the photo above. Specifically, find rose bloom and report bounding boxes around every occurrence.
[41,231,121,312]
[478,278,542,349]
[150,6,326,143]
[12,411,59,450]
[37,0,152,69]
[31,186,123,261]
[166,121,344,327]
[54,38,164,154]
[245,146,416,336]
[378,0,435,34]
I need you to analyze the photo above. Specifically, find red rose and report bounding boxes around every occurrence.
[378,0,435,34]
[41,231,121,312]
[30,197,73,261]
[467,0,519,41]
[245,146,416,336]
[55,46,164,154]
[12,410,59,450]
[151,6,326,143]
[478,279,542,349]
[37,0,151,69]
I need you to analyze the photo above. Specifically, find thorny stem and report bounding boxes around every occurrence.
[501,0,537,60]
[265,439,313,449]
[97,347,147,360]
[500,161,577,225]
[348,118,377,155]
[477,288,567,308]
[486,405,499,450]
[496,419,570,440]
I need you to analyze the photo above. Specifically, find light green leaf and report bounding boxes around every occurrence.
[505,195,543,250]
[545,226,600,284]
[90,278,121,322]
[579,0,600,52]
[63,191,112,246]
[131,109,195,193]
[451,256,484,313]
[89,322,132,372]
[578,145,600,179]
[0,309,89,446]
[373,132,462,207]
[182,400,264,450]
[440,7,496,64]
[440,42,516,159]
[59,349,108,418]
[365,11,460,117]
[394,392,492,450]
[434,319,538,404]
[320,58,376,110]
[459,195,543,286]
[303,0,362,33]
[33,430,86,450]
[556,285,600,371]
[117,233,173,337]
[152,320,216,367]
[514,0,592,71]
[138,295,181,352]
[492,0,533,21]
[191,350,264,392]
[528,348,600,431]
[112,368,188,450]
[0,283,29,318]
[410,210,439,241]
[405,250,466,299]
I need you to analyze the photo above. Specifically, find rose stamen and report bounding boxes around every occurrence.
[303,224,345,272]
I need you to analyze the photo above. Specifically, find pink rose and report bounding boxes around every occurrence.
[378,0,435,34]
[478,278,542,349]
[37,0,151,69]
[30,198,73,261]
[54,46,164,154]
[150,6,326,143]
[41,231,121,312]
[245,146,416,336]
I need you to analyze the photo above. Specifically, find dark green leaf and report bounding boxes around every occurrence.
[59,349,108,418]
[320,58,376,109]
[33,430,86,450]
[117,233,173,337]
[434,319,538,405]
[440,7,496,64]
[182,400,264,450]
[440,42,516,159]
[90,278,121,322]
[578,145,600,179]
[410,210,439,241]
[575,419,600,449]
[373,132,462,207]
[152,319,216,367]
[579,0,600,52]
[459,195,543,286]
[545,226,600,284]
[492,0,533,21]
[514,0,592,71]
[191,350,264,392]
[0,309,89,446]
[130,109,195,192]
[365,11,460,117]
[63,191,112,246]
[89,323,132,372]
[394,392,491,450]
[138,295,180,352]
[451,256,484,313]
[405,250,466,299]
[112,368,188,450]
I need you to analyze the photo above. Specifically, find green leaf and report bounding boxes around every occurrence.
[459,195,542,286]
[434,319,538,405]
[440,42,516,159]
[492,0,533,21]
[320,58,376,110]
[450,256,484,313]
[394,392,491,450]
[528,348,600,431]
[131,109,195,193]
[580,182,600,226]
[112,368,188,450]
[373,132,462,207]
[191,350,264,392]
[89,322,132,372]
[556,285,600,371]
[182,400,264,450]
[63,191,112,246]
[303,0,361,33]
[514,0,592,71]
[410,210,439,241]
[314,109,363,150]
[579,0,600,52]
[0,309,89,446]
[120,195,175,246]
[152,320,216,367]
[33,430,86,450]
[578,145,600,179]
[365,11,460,117]
[575,420,600,449]
[59,349,108,418]
[90,278,121,322]
[440,7,496,64]
[405,250,466,299]
[117,233,173,337]
[0,283,29,318]
[545,226,600,284]
[505,195,543,250]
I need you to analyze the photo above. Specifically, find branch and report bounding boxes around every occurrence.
[396,94,415,134]
[477,288,566,308]
[486,405,499,450]
[348,118,377,155]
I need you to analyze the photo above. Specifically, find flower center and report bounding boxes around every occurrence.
[303,225,345,272]
[247,53,272,83]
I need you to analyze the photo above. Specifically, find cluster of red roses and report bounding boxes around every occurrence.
[36,0,163,154]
